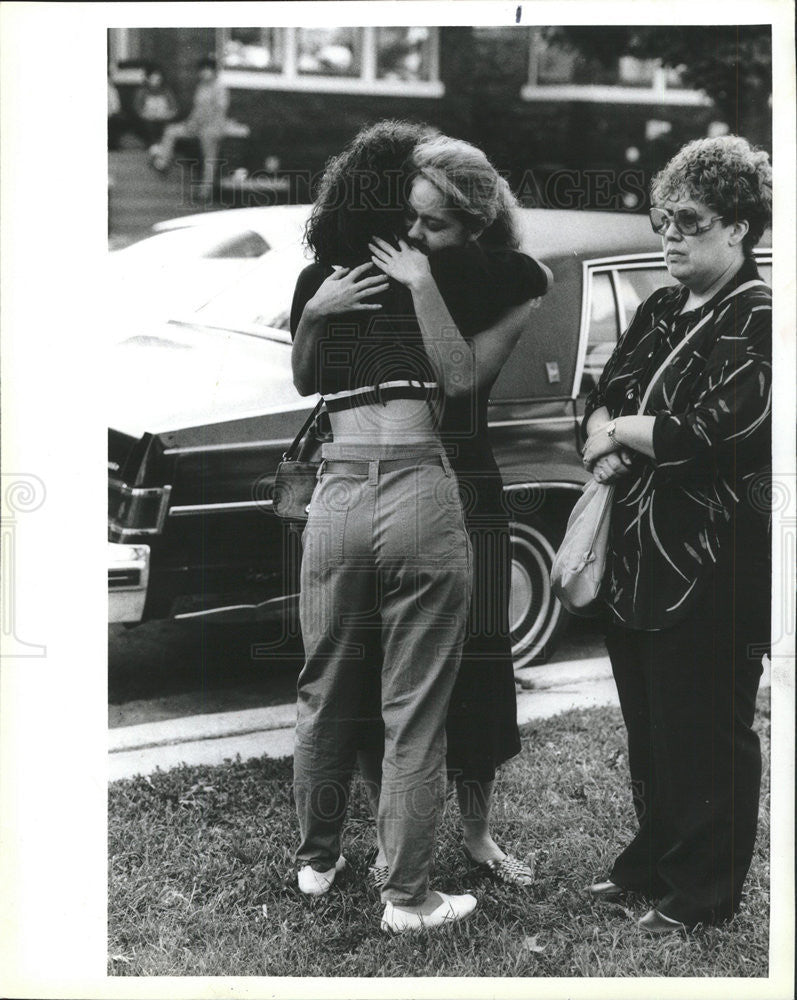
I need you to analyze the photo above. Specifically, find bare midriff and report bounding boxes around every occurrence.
[328,398,439,445]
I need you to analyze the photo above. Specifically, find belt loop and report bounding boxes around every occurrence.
[439,453,453,478]
[368,460,379,485]
[316,459,327,481]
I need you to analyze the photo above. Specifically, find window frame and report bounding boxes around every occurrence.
[218,26,444,97]
[108,27,146,84]
[522,28,712,107]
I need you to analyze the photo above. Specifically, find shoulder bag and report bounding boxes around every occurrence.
[272,399,326,523]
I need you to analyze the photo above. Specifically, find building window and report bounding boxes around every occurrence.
[375,27,434,83]
[222,27,284,71]
[297,27,362,77]
[522,29,711,106]
[218,26,443,96]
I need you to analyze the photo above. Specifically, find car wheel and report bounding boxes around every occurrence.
[508,518,568,667]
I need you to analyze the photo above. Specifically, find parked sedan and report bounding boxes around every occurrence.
[109,208,771,665]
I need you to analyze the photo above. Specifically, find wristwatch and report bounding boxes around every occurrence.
[605,420,618,441]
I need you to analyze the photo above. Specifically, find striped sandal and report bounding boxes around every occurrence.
[367,863,389,891]
[464,848,534,887]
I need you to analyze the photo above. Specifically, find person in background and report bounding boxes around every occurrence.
[149,56,229,199]
[133,64,178,151]
[581,135,772,933]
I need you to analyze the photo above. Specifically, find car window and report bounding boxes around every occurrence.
[201,231,270,259]
[580,270,618,397]
[615,265,676,325]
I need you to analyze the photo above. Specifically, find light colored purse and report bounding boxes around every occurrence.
[550,279,765,616]
[550,478,614,614]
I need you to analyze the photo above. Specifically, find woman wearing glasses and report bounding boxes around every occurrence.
[580,136,772,933]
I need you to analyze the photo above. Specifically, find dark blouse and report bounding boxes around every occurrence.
[289,243,547,413]
[583,257,772,630]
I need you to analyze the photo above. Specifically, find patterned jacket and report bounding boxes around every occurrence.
[583,257,771,629]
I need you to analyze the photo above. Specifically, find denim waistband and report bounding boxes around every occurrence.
[321,441,444,461]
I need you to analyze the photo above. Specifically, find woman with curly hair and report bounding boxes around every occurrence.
[581,135,772,932]
[289,121,549,932]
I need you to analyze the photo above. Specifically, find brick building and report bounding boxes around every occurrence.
[109,25,771,212]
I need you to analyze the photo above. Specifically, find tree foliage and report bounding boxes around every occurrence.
[544,26,771,122]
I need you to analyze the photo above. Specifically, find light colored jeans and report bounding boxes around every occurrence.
[294,442,472,905]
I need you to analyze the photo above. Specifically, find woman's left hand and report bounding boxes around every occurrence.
[369,237,431,290]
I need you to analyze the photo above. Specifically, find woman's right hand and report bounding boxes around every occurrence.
[591,450,634,484]
[306,263,389,317]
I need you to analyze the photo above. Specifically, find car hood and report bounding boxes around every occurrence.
[108,322,310,439]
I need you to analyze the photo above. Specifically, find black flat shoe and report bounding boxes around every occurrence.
[587,879,629,902]
[638,908,690,934]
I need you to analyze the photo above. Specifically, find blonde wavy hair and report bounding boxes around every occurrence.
[411,135,521,248]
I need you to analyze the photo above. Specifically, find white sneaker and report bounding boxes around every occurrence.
[380,891,477,933]
[297,855,346,895]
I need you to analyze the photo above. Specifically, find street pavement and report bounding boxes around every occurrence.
[108,655,771,781]
[109,148,221,248]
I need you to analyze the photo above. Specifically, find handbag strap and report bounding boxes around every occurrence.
[283,399,324,460]
[637,279,768,415]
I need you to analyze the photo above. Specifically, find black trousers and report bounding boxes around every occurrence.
[604,576,769,926]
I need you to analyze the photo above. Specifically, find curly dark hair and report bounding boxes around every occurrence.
[651,135,772,255]
[305,120,436,265]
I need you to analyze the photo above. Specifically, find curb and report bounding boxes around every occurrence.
[107,655,770,782]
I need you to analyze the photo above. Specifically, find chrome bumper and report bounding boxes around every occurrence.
[108,542,150,623]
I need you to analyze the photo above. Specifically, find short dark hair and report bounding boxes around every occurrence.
[305,120,435,266]
[651,135,772,255]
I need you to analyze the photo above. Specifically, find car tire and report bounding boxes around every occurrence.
[508,518,569,667]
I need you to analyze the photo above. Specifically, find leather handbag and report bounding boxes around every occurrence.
[272,400,326,523]
[550,479,614,614]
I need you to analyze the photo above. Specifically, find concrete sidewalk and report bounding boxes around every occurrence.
[108,655,771,781]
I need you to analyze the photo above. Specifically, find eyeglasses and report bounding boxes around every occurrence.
[649,207,725,237]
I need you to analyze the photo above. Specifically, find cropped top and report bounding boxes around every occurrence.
[289,243,548,412]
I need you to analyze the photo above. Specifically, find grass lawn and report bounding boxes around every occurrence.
[108,698,770,978]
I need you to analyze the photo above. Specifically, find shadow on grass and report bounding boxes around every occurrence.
[108,700,770,978]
